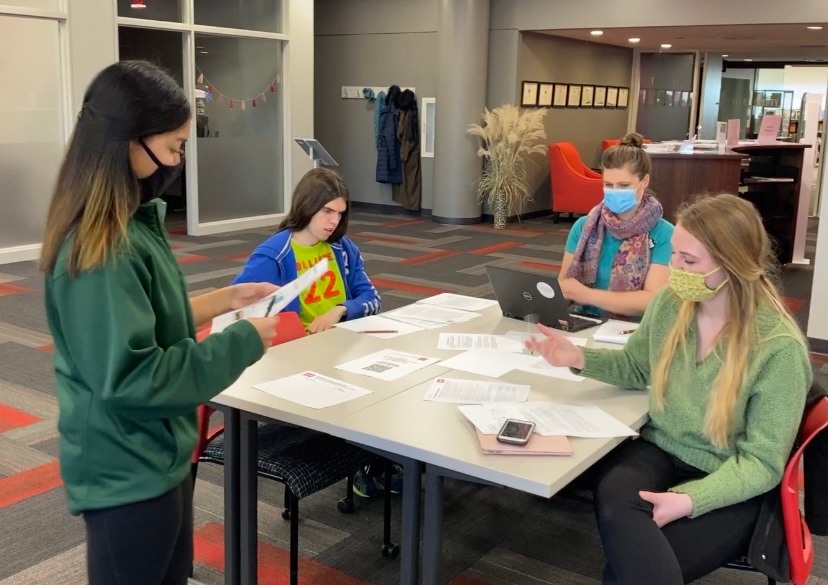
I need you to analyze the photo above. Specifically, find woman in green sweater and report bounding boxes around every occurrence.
[526,193,811,584]
[41,61,279,585]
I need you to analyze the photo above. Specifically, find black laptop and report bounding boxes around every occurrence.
[485,266,605,333]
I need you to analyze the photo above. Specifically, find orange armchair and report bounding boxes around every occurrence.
[548,142,603,221]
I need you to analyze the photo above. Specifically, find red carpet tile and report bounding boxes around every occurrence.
[384,218,427,228]
[469,241,521,255]
[810,352,828,365]
[519,260,561,273]
[0,460,63,509]
[371,277,447,296]
[194,522,366,585]
[0,283,32,297]
[168,225,188,235]
[471,225,544,237]
[226,252,254,263]
[0,403,40,433]
[36,343,54,353]
[351,233,419,245]
[177,254,209,264]
[783,296,807,312]
[399,250,459,266]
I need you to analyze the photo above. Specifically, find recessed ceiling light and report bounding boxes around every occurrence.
[199,51,208,54]
[722,54,729,58]
[628,37,641,43]
[660,43,672,49]
[590,30,604,36]
[807,26,824,30]
[744,58,753,61]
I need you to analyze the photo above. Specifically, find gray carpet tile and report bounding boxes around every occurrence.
[0,343,55,394]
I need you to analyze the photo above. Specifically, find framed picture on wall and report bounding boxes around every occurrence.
[594,86,607,107]
[606,87,619,107]
[567,84,582,107]
[553,83,569,107]
[538,83,554,107]
[618,87,629,108]
[673,90,683,107]
[521,81,539,107]
[580,85,595,107]
[680,91,690,107]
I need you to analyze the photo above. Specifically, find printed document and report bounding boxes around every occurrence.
[438,350,538,378]
[515,359,585,382]
[417,293,499,312]
[211,258,328,333]
[336,349,440,381]
[438,333,524,353]
[424,378,530,403]
[384,304,481,328]
[254,371,371,409]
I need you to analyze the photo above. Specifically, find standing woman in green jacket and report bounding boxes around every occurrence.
[526,194,811,585]
[41,61,279,585]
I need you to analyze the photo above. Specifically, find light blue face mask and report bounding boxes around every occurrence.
[603,188,638,214]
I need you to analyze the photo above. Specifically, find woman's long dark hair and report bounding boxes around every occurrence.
[40,60,190,275]
[279,168,351,242]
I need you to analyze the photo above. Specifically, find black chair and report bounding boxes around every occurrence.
[199,422,398,585]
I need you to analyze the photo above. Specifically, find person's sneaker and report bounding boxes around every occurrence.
[352,468,378,498]
[375,464,404,494]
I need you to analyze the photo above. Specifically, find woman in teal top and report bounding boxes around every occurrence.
[528,194,811,584]
[560,133,673,317]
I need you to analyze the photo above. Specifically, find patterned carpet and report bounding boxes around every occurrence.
[0,208,826,585]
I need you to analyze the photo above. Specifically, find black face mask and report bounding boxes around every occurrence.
[138,138,184,203]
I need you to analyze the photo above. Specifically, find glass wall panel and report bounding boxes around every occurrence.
[195,34,284,222]
[0,15,63,248]
[194,0,281,34]
[116,0,182,23]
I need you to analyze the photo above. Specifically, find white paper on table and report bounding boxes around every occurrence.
[437,333,524,353]
[334,314,423,338]
[438,350,516,378]
[458,404,503,434]
[335,349,440,381]
[507,330,588,348]
[211,258,329,333]
[424,377,530,404]
[254,370,371,409]
[384,304,481,326]
[417,293,499,312]
[592,320,640,345]
[480,402,637,438]
[514,358,585,382]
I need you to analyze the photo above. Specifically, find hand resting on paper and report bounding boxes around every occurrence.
[524,323,586,370]
[308,306,348,334]
[246,315,280,350]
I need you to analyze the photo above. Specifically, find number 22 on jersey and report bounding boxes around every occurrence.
[304,270,341,304]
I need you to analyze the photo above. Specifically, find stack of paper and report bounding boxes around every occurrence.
[424,378,530,403]
[254,371,371,409]
[459,402,637,438]
[475,430,572,456]
[417,293,499,312]
[592,320,639,345]
[334,314,423,338]
[335,349,440,381]
[437,333,524,353]
[383,304,481,329]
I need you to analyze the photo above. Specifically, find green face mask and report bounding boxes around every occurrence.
[668,266,728,302]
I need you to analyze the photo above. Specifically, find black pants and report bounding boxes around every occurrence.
[594,439,763,585]
[84,476,193,585]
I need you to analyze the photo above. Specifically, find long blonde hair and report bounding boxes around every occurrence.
[651,194,803,447]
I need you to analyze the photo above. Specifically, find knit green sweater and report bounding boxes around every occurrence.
[580,288,812,517]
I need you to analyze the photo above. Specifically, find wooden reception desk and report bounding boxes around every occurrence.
[648,149,747,223]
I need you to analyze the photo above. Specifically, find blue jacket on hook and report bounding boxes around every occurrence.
[376,86,402,184]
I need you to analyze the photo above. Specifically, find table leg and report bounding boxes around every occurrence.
[399,458,422,585]
[422,465,444,585]
[223,407,240,585]
[240,414,259,585]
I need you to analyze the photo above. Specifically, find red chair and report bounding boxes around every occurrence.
[727,395,828,584]
[548,142,603,221]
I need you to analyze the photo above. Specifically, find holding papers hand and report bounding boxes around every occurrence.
[212,258,329,333]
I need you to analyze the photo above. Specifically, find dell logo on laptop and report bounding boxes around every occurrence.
[522,291,533,301]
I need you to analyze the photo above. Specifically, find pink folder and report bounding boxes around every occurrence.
[476,430,573,456]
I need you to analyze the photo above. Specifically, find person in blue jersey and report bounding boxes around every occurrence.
[559,132,673,318]
[234,167,381,333]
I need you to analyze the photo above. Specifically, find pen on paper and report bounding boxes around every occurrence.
[359,329,398,334]
[620,329,636,335]
[264,296,277,317]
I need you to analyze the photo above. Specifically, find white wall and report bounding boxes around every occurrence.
[755,68,785,90]
[783,66,828,112]
[287,0,314,194]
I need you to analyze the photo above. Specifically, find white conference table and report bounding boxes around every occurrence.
[211,304,649,585]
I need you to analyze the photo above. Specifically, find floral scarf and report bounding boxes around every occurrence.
[565,193,663,291]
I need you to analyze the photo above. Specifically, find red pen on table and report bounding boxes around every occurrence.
[358,329,398,334]
[619,329,636,335]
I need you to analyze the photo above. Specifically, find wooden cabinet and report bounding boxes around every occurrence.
[731,143,808,265]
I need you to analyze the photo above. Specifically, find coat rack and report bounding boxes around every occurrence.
[340,86,416,99]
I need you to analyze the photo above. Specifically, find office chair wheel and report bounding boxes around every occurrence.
[337,496,355,514]
[281,508,291,520]
[381,543,400,560]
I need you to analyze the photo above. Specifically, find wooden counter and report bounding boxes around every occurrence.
[647,149,748,222]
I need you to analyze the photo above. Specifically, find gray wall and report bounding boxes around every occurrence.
[699,54,723,139]
[515,33,632,212]
[314,0,437,210]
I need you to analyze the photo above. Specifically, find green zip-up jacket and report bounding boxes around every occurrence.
[45,200,264,515]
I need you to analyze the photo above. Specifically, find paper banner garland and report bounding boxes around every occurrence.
[195,66,280,112]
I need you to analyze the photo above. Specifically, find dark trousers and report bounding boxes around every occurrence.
[594,439,763,585]
[84,476,193,585]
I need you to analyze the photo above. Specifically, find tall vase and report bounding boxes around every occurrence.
[493,195,507,229]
